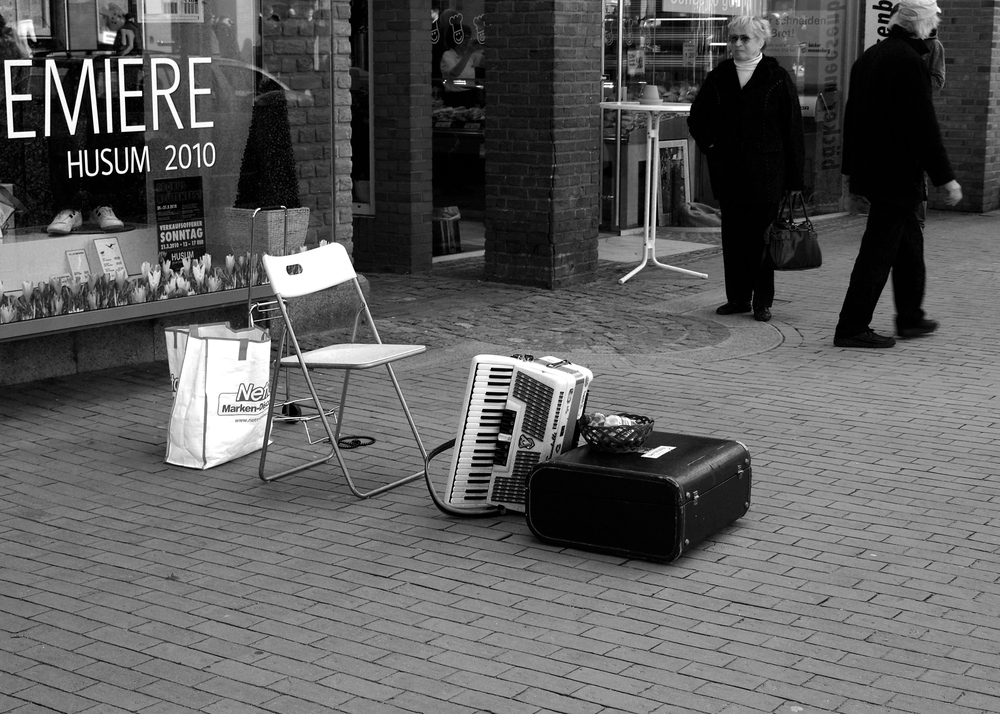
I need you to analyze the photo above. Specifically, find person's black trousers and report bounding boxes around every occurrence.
[719,201,778,309]
[836,200,926,338]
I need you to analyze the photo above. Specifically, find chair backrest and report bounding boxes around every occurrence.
[263,242,357,299]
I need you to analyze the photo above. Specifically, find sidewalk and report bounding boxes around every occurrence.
[2,209,1000,714]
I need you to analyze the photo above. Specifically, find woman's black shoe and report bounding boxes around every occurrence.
[753,307,772,322]
[716,302,752,315]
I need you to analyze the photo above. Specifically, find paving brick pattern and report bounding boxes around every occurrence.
[2,211,999,713]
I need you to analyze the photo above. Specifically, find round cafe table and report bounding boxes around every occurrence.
[600,100,709,284]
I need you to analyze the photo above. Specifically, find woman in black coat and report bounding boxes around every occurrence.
[687,15,805,322]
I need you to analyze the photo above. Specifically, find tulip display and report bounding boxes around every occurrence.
[0,245,305,324]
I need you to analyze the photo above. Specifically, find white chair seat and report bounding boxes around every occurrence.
[281,343,426,370]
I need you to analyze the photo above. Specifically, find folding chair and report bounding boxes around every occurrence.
[258,242,428,497]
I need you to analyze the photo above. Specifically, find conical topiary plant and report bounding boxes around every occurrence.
[226,73,309,256]
[234,75,301,210]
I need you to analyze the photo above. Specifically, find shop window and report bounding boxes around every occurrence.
[600,0,854,232]
[0,0,331,333]
[432,1,485,219]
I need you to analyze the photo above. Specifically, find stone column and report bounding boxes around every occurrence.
[484,0,603,287]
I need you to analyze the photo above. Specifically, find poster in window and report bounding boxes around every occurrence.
[155,176,207,269]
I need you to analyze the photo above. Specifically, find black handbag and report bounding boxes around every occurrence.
[765,193,822,270]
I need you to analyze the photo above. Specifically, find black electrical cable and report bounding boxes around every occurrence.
[422,439,504,518]
[337,436,374,449]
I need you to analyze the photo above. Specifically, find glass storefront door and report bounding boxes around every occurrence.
[431,1,485,221]
[600,0,857,232]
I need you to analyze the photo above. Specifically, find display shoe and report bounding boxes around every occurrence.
[753,306,772,322]
[47,209,83,235]
[716,302,752,315]
[91,206,125,231]
[897,319,938,339]
[833,329,896,349]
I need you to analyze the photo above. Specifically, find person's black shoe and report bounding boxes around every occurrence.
[716,302,752,315]
[753,307,771,322]
[833,330,896,348]
[897,319,938,339]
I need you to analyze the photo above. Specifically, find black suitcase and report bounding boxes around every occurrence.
[525,431,751,562]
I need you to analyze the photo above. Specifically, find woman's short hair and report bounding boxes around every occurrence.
[728,15,771,49]
[888,0,941,40]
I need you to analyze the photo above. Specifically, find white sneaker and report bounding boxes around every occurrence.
[91,206,125,231]
[47,209,83,235]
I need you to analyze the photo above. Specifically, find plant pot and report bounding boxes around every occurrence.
[223,207,310,256]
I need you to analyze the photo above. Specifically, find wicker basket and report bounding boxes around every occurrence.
[578,413,654,453]
[223,207,310,256]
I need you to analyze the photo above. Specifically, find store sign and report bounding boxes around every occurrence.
[144,0,205,23]
[3,56,215,139]
[863,0,896,49]
[3,56,218,188]
[766,2,848,178]
[766,3,848,70]
[659,0,761,14]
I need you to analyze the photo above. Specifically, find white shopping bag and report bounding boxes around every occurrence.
[165,323,272,469]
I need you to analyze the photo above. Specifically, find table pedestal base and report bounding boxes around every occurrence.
[600,101,709,285]
[619,247,709,285]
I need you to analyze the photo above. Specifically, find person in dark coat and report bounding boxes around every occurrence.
[833,0,961,348]
[687,14,804,323]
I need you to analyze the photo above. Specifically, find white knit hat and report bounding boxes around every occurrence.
[895,0,940,21]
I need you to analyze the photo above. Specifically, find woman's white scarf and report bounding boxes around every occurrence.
[735,52,762,88]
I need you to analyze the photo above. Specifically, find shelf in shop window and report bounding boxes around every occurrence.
[0,285,275,343]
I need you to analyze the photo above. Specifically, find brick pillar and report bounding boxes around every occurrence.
[260,0,338,246]
[333,0,354,246]
[484,0,603,288]
[933,4,1000,212]
[353,2,434,273]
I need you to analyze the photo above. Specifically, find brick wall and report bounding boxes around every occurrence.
[932,2,1000,212]
[484,0,602,288]
[351,1,434,273]
[332,0,355,245]
[260,3,344,245]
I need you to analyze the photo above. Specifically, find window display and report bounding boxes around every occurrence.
[0,0,330,332]
[431,2,485,220]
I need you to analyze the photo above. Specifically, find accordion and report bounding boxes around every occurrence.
[443,354,592,514]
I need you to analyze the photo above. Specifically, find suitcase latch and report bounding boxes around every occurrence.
[686,490,700,506]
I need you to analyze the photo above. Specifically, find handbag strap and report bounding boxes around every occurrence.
[773,193,793,228]
[789,192,813,229]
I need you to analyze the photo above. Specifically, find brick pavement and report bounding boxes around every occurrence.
[2,210,1000,713]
